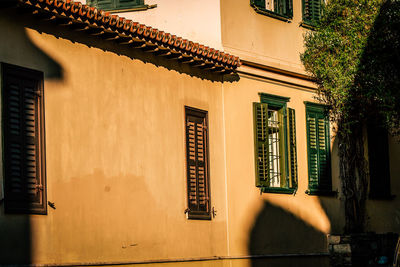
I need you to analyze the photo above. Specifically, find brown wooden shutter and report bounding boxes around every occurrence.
[2,63,47,214]
[185,107,210,220]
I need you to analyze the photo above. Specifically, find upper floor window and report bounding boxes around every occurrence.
[302,0,323,27]
[253,93,297,194]
[250,0,293,21]
[87,0,151,12]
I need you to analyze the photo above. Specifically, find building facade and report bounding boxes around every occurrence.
[0,0,399,266]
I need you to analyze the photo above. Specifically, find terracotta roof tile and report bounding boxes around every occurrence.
[15,0,240,73]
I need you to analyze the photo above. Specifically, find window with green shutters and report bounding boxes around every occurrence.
[87,0,146,12]
[2,63,47,214]
[253,93,297,194]
[305,102,332,195]
[302,0,323,27]
[250,0,293,21]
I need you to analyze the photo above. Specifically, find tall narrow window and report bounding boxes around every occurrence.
[253,93,297,194]
[305,102,331,195]
[2,63,47,214]
[367,123,391,198]
[185,107,210,220]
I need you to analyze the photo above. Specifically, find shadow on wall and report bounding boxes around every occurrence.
[248,200,330,267]
[0,7,63,265]
[3,5,239,83]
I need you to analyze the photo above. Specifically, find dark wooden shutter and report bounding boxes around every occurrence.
[2,63,46,214]
[185,107,210,220]
[253,103,269,187]
[306,105,331,192]
[303,0,321,24]
[287,108,297,188]
[252,0,266,8]
[118,0,144,9]
[368,124,391,198]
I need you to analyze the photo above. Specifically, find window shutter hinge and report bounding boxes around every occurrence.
[184,208,190,214]
[35,91,41,98]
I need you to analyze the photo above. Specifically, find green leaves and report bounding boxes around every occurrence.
[301,0,400,134]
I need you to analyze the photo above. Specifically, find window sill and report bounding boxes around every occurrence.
[305,189,337,196]
[260,187,296,194]
[299,21,318,30]
[369,194,396,200]
[100,4,157,13]
[250,4,292,22]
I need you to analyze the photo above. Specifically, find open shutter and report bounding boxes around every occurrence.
[253,103,269,187]
[303,0,321,24]
[317,113,331,190]
[185,107,210,220]
[2,64,46,214]
[287,108,297,188]
[306,112,319,190]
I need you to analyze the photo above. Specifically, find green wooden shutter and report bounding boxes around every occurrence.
[253,103,269,187]
[287,108,297,188]
[185,107,210,220]
[306,105,331,191]
[118,0,144,9]
[303,0,321,24]
[2,64,46,214]
[275,0,292,18]
[252,0,266,8]
[306,112,320,190]
[317,113,331,190]
[367,124,391,197]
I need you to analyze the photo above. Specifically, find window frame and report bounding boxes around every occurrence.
[254,93,296,194]
[250,0,293,22]
[1,63,47,214]
[86,0,148,13]
[305,101,334,196]
[184,106,211,220]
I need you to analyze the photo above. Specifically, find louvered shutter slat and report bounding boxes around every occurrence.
[185,108,210,219]
[307,113,319,190]
[3,64,46,214]
[253,103,269,187]
[287,108,298,188]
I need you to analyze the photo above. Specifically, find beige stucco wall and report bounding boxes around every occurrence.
[0,14,228,265]
[220,0,308,74]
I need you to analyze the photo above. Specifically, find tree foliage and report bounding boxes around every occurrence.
[301,0,400,232]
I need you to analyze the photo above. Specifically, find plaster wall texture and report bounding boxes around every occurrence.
[79,0,223,51]
[220,0,308,74]
[0,17,228,265]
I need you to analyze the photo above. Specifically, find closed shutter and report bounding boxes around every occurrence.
[185,107,210,220]
[368,124,391,197]
[287,108,297,188]
[87,0,144,10]
[253,103,269,187]
[306,105,331,191]
[303,0,321,24]
[2,63,46,214]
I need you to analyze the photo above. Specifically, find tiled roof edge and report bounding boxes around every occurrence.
[16,0,241,73]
